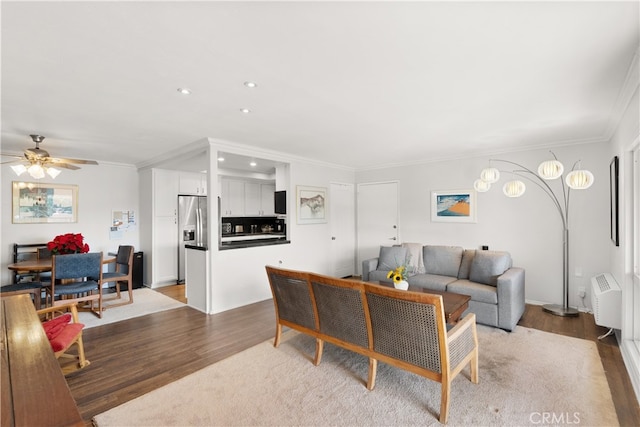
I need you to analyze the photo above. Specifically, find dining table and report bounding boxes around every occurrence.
[6,256,116,310]
[7,255,115,273]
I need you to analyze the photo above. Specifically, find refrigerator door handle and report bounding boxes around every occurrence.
[196,208,202,246]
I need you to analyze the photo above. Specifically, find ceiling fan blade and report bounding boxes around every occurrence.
[48,157,98,165]
[0,158,22,165]
[1,153,23,159]
[49,157,98,165]
[51,162,81,170]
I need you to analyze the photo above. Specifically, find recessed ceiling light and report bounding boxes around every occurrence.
[217,156,225,162]
[177,88,191,95]
[243,81,257,88]
[250,161,257,167]
[240,108,251,114]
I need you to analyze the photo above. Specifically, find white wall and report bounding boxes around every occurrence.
[356,142,611,310]
[608,68,640,400]
[1,162,140,284]
[208,151,355,313]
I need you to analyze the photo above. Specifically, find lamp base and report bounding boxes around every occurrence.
[542,304,579,317]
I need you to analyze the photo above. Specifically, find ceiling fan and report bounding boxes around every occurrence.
[1,134,98,179]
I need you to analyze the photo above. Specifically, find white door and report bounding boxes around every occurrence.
[330,182,356,278]
[357,181,399,275]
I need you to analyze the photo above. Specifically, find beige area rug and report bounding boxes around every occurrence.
[78,287,185,328]
[93,325,617,426]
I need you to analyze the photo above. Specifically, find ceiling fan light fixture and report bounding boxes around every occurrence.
[11,164,27,176]
[46,167,61,179]
[27,163,45,179]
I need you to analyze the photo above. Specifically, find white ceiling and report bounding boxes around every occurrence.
[1,1,638,171]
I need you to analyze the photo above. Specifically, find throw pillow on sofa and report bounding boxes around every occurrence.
[377,246,408,272]
[469,251,512,286]
[423,245,464,277]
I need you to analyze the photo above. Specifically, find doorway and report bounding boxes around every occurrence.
[330,182,356,278]
[356,181,399,275]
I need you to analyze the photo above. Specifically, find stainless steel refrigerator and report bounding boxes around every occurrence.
[178,195,208,283]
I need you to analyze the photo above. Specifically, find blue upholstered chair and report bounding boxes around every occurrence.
[102,245,134,308]
[48,252,103,318]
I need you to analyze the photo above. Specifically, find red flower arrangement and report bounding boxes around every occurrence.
[47,233,90,255]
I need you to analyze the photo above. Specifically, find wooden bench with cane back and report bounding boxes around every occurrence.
[265,266,479,424]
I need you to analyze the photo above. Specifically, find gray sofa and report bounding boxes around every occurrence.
[362,244,525,331]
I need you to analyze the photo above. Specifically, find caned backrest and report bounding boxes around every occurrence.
[308,273,369,349]
[364,283,447,373]
[265,266,317,332]
[52,252,103,282]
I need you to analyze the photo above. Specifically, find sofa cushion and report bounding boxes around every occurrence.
[447,279,498,304]
[402,242,425,274]
[457,249,476,279]
[469,251,512,286]
[407,274,456,292]
[423,245,464,277]
[377,246,408,272]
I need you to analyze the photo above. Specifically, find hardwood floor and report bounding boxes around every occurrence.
[67,286,639,426]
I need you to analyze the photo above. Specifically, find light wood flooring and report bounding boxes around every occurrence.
[66,285,639,426]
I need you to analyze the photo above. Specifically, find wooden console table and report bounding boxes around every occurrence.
[1,294,83,427]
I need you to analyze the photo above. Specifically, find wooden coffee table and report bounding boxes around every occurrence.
[378,282,471,324]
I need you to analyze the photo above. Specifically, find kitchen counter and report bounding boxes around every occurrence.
[219,234,289,250]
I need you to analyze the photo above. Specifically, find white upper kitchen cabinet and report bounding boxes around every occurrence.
[179,172,207,196]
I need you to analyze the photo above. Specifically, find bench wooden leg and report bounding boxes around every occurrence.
[367,358,378,390]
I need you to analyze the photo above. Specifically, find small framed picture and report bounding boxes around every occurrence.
[431,189,477,223]
[296,185,327,224]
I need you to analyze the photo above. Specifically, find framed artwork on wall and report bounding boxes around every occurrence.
[431,189,477,223]
[610,156,619,246]
[296,185,327,224]
[12,181,78,223]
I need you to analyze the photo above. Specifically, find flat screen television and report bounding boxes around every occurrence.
[274,190,286,214]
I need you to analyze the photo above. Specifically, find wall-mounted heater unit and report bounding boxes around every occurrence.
[591,273,622,339]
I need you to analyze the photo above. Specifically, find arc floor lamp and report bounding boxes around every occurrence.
[474,153,594,317]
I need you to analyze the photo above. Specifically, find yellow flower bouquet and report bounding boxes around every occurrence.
[387,265,408,284]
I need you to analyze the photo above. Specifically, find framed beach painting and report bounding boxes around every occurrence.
[296,185,327,224]
[431,189,477,223]
[12,181,78,223]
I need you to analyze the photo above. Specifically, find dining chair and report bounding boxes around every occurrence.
[102,245,134,308]
[37,246,52,283]
[36,301,90,375]
[0,282,43,309]
[48,252,103,318]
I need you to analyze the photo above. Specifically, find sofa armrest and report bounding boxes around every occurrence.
[361,258,379,282]
[496,267,525,331]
